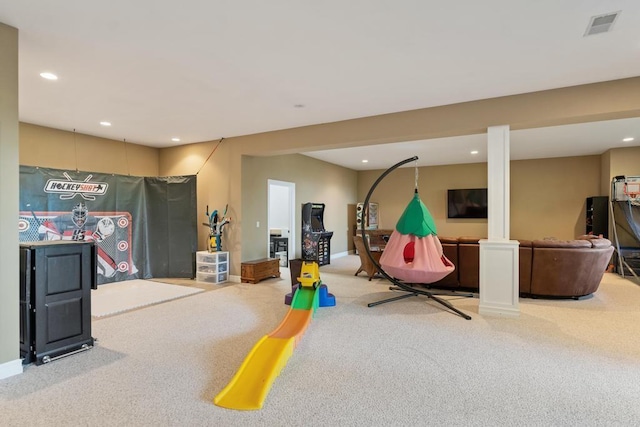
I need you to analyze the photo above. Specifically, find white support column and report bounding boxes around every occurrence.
[479,125,520,317]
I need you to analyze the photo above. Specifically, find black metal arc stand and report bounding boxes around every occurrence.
[368,286,474,306]
[360,156,472,320]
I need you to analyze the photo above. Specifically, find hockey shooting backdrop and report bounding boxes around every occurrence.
[19,166,197,285]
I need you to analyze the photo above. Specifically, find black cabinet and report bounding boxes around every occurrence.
[586,196,608,238]
[20,241,96,365]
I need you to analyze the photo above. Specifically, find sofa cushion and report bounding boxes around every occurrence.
[438,236,458,244]
[458,236,481,244]
[577,234,598,240]
[532,239,592,249]
[589,238,612,248]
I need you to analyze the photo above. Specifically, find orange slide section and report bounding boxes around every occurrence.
[213,286,319,410]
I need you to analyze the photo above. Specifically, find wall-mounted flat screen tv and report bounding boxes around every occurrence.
[447,188,488,219]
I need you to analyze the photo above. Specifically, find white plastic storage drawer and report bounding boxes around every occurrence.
[196,251,228,264]
[197,262,217,274]
[196,271,228,284]
[195,251,228,284]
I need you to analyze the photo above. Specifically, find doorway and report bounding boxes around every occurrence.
[267,180,295,266]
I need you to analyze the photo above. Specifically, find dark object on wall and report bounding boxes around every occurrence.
[301,202,333,265]
[447,188,488,219]
[20,240,96,365]
[586,196,608,237]
[356,202,379,230]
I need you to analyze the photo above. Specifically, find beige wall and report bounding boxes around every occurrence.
[160,146,358,275]
[358,163,489,237]
[608,146,640,182]
[511,156,601,240]
[159,138,235,257]
[601,150,612,196]
[0,23,19,370]
[242,154,357,263]
[357,155,602,242]
[20,123,159,176]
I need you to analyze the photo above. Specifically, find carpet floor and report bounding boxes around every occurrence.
[91,279,204,318]
[2,254,640,426]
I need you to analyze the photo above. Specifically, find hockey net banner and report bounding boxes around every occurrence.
[19,165,197,285]
[19,211,136,277]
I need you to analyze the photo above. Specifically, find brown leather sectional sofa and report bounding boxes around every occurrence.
[431,236,614,299]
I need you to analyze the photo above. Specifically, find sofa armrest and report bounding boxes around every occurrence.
[530,245,613,297]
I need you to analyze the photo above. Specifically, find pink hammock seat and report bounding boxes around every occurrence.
[380,232,454,283]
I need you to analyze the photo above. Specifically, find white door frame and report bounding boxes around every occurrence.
[267,179,296,262]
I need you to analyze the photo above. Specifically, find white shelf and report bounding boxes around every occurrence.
[196,251,228,284]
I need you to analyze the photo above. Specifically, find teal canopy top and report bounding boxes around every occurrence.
[395,191,437,237]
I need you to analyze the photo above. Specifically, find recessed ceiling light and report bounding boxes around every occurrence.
[100,121,111,127]
[40,72,58,80]
[470,150,479,155]
[171,137,181,142]
[623,137,634,142]
[362,159,369,163]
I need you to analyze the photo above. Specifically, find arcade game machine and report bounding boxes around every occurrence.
[301,202,333,266]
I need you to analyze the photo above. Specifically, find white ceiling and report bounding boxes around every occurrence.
[2,1,640,170]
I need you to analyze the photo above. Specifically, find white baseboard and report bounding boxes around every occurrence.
[331,251,350,259]
[229,274,241,283]
[0,358,23,380]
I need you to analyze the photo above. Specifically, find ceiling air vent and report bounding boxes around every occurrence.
[584,11,620,36]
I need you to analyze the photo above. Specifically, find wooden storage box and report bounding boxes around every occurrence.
[241,258,280,284]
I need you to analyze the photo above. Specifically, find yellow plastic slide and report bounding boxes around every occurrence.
[214,286,318,410]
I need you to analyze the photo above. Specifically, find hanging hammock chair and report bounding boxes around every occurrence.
[360,156,471,320]
[379,190,454,283]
